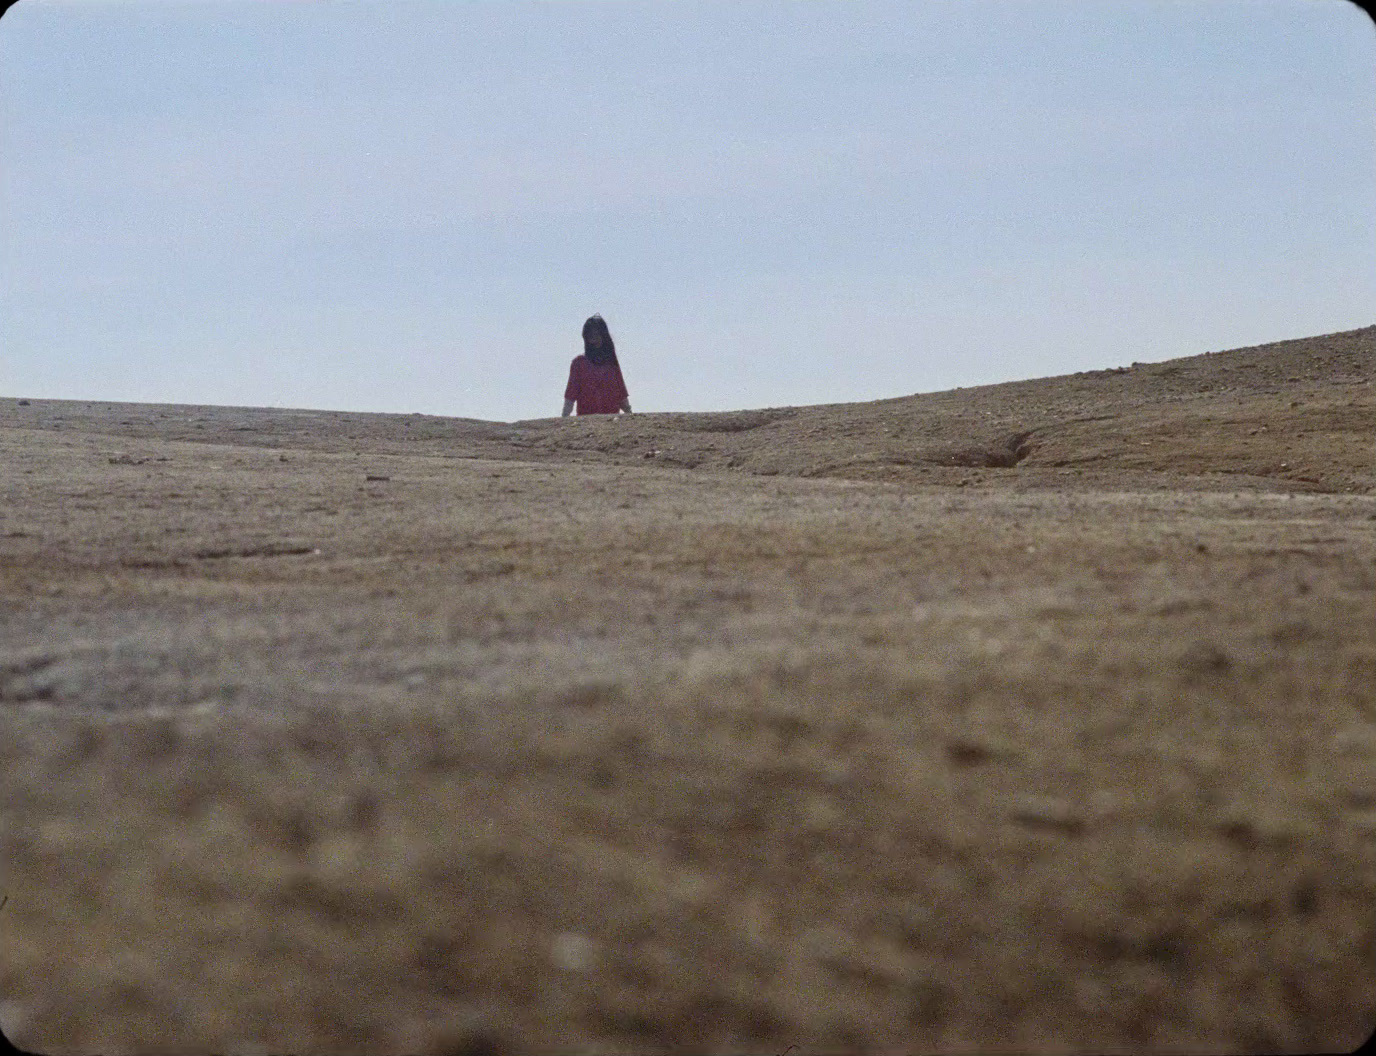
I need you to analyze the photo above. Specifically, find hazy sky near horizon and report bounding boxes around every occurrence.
[2,0,1373,421]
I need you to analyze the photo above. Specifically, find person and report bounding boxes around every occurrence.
[562,314,632,416]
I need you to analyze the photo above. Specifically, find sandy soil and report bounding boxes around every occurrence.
[2,325,1374,1054]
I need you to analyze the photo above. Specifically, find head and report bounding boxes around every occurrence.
[582,314,617,365]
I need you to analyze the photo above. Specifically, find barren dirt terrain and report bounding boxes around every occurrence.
[2,325,1374,1054]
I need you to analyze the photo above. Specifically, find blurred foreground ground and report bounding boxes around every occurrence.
[2,326,1374,1053]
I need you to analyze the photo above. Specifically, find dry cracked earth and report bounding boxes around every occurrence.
[2,325,1374,1054]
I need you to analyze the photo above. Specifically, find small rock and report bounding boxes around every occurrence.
[1010,795,1085,835]
[407,1015,506,1056]
[551,932,596,972]
[1214,810,1301,849]
[944,737,1006,767]
[1178,642,1231,675]
[803,794,841,830]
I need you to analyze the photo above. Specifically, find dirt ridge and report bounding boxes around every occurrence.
[5,324,1372,493]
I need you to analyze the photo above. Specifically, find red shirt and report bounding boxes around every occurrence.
[564,355,629,415]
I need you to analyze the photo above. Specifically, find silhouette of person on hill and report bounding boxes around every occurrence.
[562,314,632,416]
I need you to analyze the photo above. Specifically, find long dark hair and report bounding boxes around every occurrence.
[582,314,618,367]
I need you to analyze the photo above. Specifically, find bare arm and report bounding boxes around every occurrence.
[562,399,575,417]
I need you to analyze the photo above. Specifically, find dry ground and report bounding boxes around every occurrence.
[1,325,1374,1054]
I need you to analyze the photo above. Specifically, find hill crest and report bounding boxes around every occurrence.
[5,324,1373,494]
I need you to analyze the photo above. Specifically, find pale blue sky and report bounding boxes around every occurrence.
[2,0,1373,421]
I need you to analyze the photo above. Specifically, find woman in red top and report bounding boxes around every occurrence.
[562,315,632,416]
